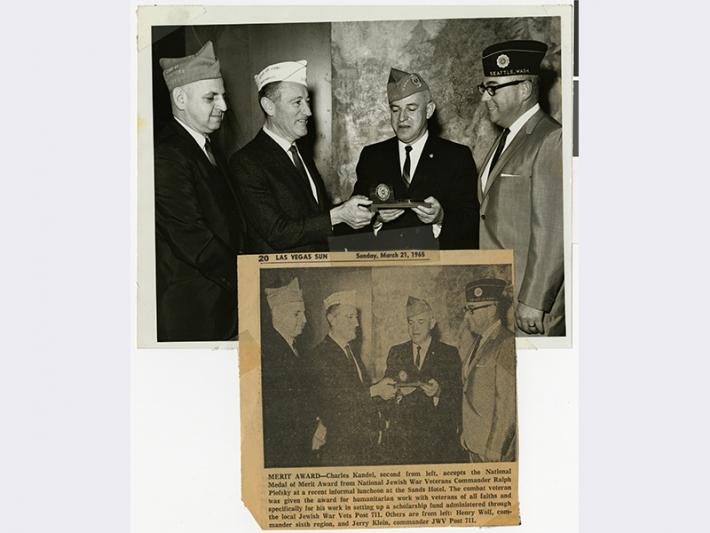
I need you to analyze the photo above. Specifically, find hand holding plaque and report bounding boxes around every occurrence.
[369,183,431,210]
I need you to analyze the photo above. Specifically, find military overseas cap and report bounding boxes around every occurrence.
[406,296,432,319]
[387,67,429,103]
[159,41,222,92]
[482,40,548,77]
[465,278,507,304]
[254,60,308,91]
[265,278,303,310]
[324,290,357,310]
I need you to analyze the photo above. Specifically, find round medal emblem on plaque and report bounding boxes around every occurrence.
[398,370,408,382]
[375,183,392,202]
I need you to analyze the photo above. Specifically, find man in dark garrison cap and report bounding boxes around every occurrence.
[460,279,517,463]
[154,41,245,341]
[380,296,463,465]
[477,40,565,336]
[347,68,479,251]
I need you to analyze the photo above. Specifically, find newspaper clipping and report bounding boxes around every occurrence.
[239,250,519,528]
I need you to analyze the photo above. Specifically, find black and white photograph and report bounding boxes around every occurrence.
[257,261,517,468]
[137,5,573,347]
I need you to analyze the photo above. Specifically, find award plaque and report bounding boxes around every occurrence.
[369,182,430,209]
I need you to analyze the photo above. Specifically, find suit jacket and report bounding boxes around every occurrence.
[479,109,565,335]
[309,335,380,466]
[154,118,245,341]
[228,129,333,253]
[461,323,517,462]
[260,327,318,468]
[346,135,478,251]
[383,338,463,465]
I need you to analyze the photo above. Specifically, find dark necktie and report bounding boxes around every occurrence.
[415,345,422,370]
[488,128,510,175]
[402,144,413,187]
[289,144,318,204]
[345,344,363,383]
[204,137,217,167]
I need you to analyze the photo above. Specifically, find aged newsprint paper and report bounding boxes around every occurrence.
[239,250,519,528]
[136,4,574,350]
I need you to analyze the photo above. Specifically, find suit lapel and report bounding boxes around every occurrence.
[409,136,435,194]
[481,109,546,197]
[257,131,319,210]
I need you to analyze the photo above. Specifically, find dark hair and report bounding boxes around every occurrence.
[258,81,283,112]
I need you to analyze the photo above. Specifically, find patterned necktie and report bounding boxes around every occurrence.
[402,144,413,187]
[289,144,318,204]
[488,128,510,175]
[204,137,217,167]
[415,344,422,370]
[345,344,363,383]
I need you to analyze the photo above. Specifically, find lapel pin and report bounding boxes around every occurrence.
[429,153,433,158]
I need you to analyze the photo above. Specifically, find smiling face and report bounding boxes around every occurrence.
[389,90,435,145]
[262,81,311,143]
[407,310,435,346]
[483,75,534,128]
[174,77,227,135]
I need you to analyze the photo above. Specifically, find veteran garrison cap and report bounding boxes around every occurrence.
[255,60,308,91]
[406,296,432,319]
[324,290,357,310]
[387,68,429,103]
[465,278,507,304]
[159,41,222,92]
[482,40,548,77]
[265,278,303,310]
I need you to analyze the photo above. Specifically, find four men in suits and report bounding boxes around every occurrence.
[460,279,517,463]
[477,40,565,336]
[229,61,374,253]
[154,41,245,341]
[382,297,463,464]
[351,68,479,250]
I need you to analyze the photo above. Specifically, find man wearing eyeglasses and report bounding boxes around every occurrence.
[460,278,516,463]
[477,40,565,337]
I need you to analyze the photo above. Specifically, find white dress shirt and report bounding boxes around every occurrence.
[174,116,213,162]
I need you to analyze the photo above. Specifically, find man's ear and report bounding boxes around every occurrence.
[430,318,437,330]
[426,101,436,120]
[260,96,275,117]
[520,80,534,100]
[172,87,187,110]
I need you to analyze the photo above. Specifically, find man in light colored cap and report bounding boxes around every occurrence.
[476,39,564,336]
[309,290,397,466]
[229,60,373,253]
[460,278,517,463]
[350,67,478,251]
[154,41,245,341]
[261,278,325,467]
[380,296,463,464]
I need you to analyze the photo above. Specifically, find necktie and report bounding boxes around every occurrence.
[289,144,318,204]
[402,145,413,187]
[345,344,364,383]
[415,345,422,370]
[204,137,217,167]
[488,128,510,176]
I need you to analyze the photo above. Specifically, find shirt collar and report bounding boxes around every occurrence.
[174,116,209,148]
[398,129,429,154]
[328,332,351,354]
[508,103,540,139]
[413,335,432,357]
[478,319,503,349]
[263,125,295,153]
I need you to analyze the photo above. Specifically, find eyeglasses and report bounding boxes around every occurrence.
[462,303,496,314]
[477,79,529,96]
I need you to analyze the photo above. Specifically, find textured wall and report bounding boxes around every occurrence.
[331,17,562,202]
